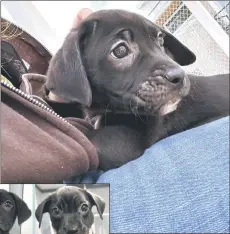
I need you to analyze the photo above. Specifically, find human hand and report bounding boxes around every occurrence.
[71,8,94,28]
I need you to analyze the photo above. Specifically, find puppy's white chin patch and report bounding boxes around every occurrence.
[51,227,57,234]
[48,91,69,103]
[159,98,181,116]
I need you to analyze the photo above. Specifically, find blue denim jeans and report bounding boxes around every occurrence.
[98,117,229,233]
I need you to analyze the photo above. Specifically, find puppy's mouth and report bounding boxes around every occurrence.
[133,74,190,116]
[0,222,13,232]
[57,226,90,234]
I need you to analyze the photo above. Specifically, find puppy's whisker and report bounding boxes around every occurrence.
[136,108,147,124]
[131,93,147,124]
[130,94,146,125]
[135,100,144,123]
[129,95,137,118]
[104,103,110,126]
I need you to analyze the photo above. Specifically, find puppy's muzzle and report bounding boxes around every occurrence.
[164,66,191,97]
[150,66,186,86]
[61,220,88,234]
[135,66,190,115]
[62,225,80,234]
[0,221,13,232]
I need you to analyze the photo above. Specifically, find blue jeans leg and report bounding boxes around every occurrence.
[97,117,229,233]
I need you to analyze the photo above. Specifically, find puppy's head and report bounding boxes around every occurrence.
[0,189,31,233]
[35,186,105,234]
[46,9,196,116]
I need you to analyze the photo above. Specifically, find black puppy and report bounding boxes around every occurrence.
[45,9,229,170]
[35,186,105,234]
[0,189,31,234]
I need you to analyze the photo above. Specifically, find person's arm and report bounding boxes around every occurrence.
[97,116,229,233]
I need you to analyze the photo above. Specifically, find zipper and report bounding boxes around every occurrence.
[1,80,70,125]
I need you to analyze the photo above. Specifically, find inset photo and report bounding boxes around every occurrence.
[0,184,33,234]
[34,184,110,234]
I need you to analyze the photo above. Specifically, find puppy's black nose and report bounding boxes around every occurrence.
[67,230,78,234]
[165,67,185,84]
[67,229,79,234]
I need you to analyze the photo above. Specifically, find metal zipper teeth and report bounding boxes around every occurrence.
[1,80,70,125]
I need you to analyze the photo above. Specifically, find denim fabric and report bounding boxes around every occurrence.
[98,117,229,233]
[64,170,104,184]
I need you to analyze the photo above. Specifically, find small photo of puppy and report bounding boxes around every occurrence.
[35,184,110,234]
[0,187,31,234]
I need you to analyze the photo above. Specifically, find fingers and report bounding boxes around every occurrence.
[72,8,94,28]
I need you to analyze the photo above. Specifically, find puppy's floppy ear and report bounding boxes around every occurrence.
[9,193,32,225]
[35,195,52,228]
[86,190,106,220]
[45,20,98,107]
[162,28,196,66]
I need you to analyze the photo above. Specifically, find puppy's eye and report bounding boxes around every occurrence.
[81,204,89,213]
[3,200,13,210]
[111,43,129,59]
[157,32,164,47]
[158,32,163,38]
[51,206,60,216]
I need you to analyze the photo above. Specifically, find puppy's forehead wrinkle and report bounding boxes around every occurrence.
[55,187,88,207]
[89,9,133,22]
[88,9,157,36]
[0,193,12,202]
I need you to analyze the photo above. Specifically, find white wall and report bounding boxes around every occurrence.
[0,184,9,190]
[2,1,146,54]
[21,185,35,234]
